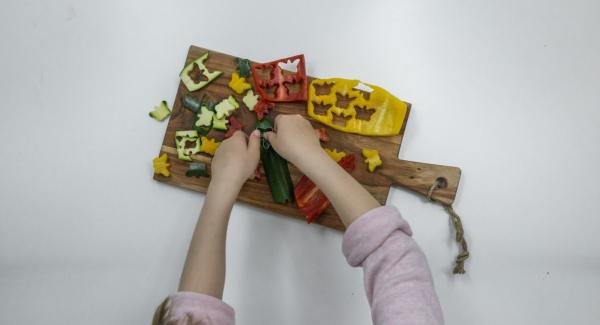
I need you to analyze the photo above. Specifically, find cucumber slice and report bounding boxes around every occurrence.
[212,115,229,131]
[195,106,214,128]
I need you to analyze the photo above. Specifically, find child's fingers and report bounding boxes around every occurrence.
[246,129,261,166]
[263,131,277,146]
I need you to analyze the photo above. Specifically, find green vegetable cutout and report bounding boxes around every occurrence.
[234,58,252,78]
[215,95,239,119]
[186,162,209,177]
[195,106,215,128]
[149,101,171,121]
[179,52,223,92]
[212,115,229,131]
[175,130,201,161]
[243,90,259,111]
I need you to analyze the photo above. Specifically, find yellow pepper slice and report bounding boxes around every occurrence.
[228,72,252,94]
[153,153,171,177]
[362,148,382,172]
[307,78,409,136]
[199,136,221,156]
[323,148,346,162]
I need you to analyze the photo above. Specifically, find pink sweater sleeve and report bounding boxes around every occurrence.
[158,292,234,325]
[342,206,444,325]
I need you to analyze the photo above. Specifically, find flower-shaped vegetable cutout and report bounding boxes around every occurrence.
[324,148,346,162]
[361,148,382,172]
[228,72,252,94]
[199,136,221,156]
[153,153,171,177]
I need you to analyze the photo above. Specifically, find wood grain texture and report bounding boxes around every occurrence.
[154,45,461,231]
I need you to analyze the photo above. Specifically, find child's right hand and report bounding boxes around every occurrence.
[263,114,325,167]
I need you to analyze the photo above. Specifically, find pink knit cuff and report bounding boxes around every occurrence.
[342,206,412,267]
[164,291,235,325]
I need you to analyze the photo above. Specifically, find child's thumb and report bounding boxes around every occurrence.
[247,129,261,163]
[263,131,277,147]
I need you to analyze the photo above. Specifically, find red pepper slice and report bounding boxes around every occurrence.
[225,116,243,138]
[254,99,274,120]
[294,154,356,223]
[316,128,330,142]
[251,54,308,102]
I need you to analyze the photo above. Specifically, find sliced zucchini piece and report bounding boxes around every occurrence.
[243,90,259,111]
[149,100,171,121]
[195,106,214,128]
[175,130,200,161]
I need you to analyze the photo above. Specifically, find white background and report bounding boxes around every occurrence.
[1,0,599,324]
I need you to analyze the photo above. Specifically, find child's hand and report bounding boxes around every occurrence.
[210,130,260,188]
[264,114,324,167]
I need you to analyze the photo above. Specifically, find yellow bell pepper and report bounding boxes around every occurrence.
[307,78,409,136]
[153,153,171,177]
[362,148,382,172]
[323,148,346,162]
[199,136,221,156]
[228,72,252,94]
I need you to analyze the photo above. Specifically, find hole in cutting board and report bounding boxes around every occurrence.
[188,63,208,83]
[436,177,448,188]
[335,93,356,109]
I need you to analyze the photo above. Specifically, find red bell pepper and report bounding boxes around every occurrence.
[254,99,274,120]
[316,128,329,142]
[294,154,355,223]
[225,116,243,138]
[251,54,308,102]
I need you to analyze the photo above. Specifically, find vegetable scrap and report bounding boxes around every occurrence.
[307,78,409,136]
[316,128,329,142]
[228,72,252,94]
[199,136,221,156]
[215,95,239,119]
[257,119,294,204]
[362,148,382,172]
[323,148,346,162]
[242,89,259,111]
[295,154,356,223]
[234,58,252,78]
[186,162,209,177]
[153,153,171,177]
[251,54,307,102]
[225,116,243,138]
[179,52,223,92]
[149,100,171,121]
[253,99,274,120]
[175,130,201,161]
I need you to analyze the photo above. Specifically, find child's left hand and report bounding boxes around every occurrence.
[210,130,260,189]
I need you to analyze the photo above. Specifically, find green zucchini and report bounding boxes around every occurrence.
[256,119,294,204]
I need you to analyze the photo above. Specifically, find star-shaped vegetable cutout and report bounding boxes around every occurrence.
[324,148,346,162]
[361,148,382,172]
[199,136,221,156]
[228,72,252,94]
[153,153,171,177]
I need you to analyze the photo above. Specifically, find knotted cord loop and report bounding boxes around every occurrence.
[427,180,470,274]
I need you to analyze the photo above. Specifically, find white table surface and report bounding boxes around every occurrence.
[1,0,599,324]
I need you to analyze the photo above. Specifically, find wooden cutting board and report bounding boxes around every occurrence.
[155,45,461,231]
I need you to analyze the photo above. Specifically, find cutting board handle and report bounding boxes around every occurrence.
[380,159,461,205]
